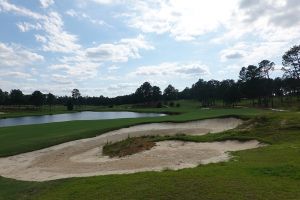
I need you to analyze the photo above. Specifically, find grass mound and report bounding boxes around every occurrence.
[103,137,156,158]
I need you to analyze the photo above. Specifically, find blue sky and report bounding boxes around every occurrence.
[0,0,299,97]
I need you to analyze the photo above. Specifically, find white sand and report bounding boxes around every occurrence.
[0,118,264,182]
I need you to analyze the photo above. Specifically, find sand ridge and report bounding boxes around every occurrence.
[0,118,264,182]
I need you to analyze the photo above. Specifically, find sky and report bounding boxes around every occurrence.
[0,0,299,97]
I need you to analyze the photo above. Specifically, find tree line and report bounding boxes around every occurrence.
[0,44,300,109]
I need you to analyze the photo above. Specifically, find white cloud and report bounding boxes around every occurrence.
[42,12,81,53]
[49,35,153,80]
[91,0,123,4]
[1,1,80,53]
[51,57,100,79]
[124,0,237,41]
[211,0,300,77]
[51,74,74,85]
[107,82,137,90]
[214,0,300,43]
[0,42,44,67]
[35,34,47,43]
[93,82,138,97]
[0,71,32,78]
[0,0,45,19]
[131,62,209,77]
[40,0,54,8]
[85,35,153,62]
[16,22,42,32]
[220,41,287,66]
[65,9,106,26]
[108,65,120,72]
[221,51,245,61]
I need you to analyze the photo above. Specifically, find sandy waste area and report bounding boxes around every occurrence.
[0,118,264,182]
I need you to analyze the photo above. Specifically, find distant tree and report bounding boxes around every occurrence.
[180,87,191,99]
[30,91,45,107]
[151,86,162,101]
[1,91,9,105]
[282,45,300,99]
[163,85,178,101]
[135,82,153,103]
[219,80,240,106]
[258,60,276,107]
[72,89,81,99]
[191,79,205,102]
[190,79,220,107]
[259,60,275,79]
[274,77,284,104]
[156,102,162,108]
[66,99,74,111]
[239,65,263,82]
[46,93,56,110]
[98,95,107,105]
[72,89,81,109]
[10,89,24,105]
[0,89,5,105]
[282,45,300,80]
[169,102,175,107]
[205,80,220,106]
[239,65,264,106]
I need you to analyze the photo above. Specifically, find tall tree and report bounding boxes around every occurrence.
[163,85,178,101]
[66,98,74,111]
[72,89,81,99]
[151,86,162,101]
[239,65,264,106]
[135,82,153,103]
[30,91,45,107]
[0,89,5,105]
[282,45,300,80]
[259,60,275,79]
[258,60,276,107]
[72,89,81,109]
[239,65,263,82]
[219,80,240,106]
[10,89,24,105]
[46,93,56,110]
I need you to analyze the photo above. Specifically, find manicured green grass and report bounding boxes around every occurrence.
[0,107,265,157]
[0,102,299,200]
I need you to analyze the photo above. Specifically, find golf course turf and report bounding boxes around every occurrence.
[0,102,300,200]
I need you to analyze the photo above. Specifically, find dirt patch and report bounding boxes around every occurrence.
[103,137,156,157]
[0,118,261,182]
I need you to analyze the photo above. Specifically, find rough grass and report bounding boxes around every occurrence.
[1,102,300,200]
[103,137,156,158]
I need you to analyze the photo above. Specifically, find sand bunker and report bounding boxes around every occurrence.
[0,118,263,182]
